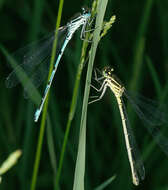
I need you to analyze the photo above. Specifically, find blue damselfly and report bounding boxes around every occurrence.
[6,8,91,122]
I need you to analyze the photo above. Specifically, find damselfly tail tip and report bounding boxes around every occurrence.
[34,110,40,122]
[133,180,139,186]
[133,175,139,186]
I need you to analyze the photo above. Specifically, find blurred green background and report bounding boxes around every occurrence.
[1,0,168,189]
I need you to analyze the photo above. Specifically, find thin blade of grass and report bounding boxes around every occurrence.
[142,56,168,162]
[46,117,57,176]
[127,0,154,135]
[0,45,41,105]
[145,55,162,96]
[30,0,64,190]
[29,0,45,40]
[128,0,154,92]
[54,1,98,189]
[73,0,109,189]
[94,175,116,190]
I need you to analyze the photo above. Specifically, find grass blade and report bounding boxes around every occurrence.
[0,45,40,105]
[94,175,116,190]
[30,0,64,190]
[29,0,45,40]
[73,0,109,189]
[128,0,154,92]
[46,117,57,176]
[54,1,98,189]
[146,55,162,96]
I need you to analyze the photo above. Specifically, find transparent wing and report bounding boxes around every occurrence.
[120,97,145,183]
[5,32,54,88]
[125,91,168,156]
[23,55,51,99]
[6,26,67,90]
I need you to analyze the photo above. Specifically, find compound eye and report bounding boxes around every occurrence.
[81,6,90,14]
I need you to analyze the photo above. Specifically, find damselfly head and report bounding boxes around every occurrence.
[102,66,114,77]
[81,6,90,14]
[70,7,90,22]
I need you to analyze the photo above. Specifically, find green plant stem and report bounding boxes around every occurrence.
[146,55,162,96]
[54,4,96,188]
[73,0,109,189]
[127,0,154,128]
[129,0,154,92]
[30,1,64,190]
[54,40,89,190]
[29,0,45,40]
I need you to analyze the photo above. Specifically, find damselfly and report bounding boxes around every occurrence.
[6,8,91,122]
[89,66,168,185]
